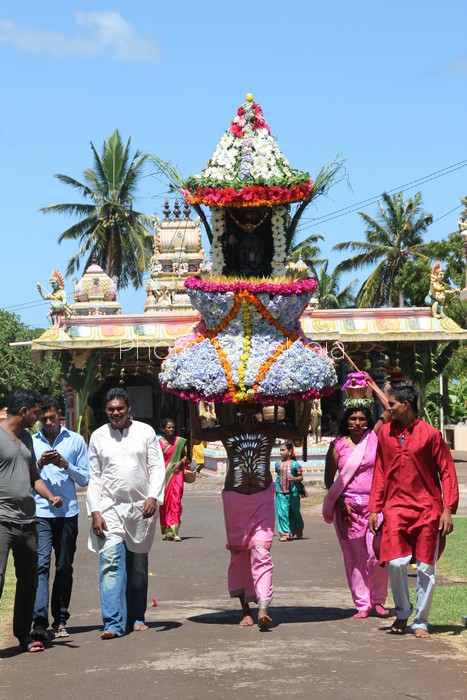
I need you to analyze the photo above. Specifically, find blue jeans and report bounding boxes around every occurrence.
[33,516,78,629]
[99,541,148,636]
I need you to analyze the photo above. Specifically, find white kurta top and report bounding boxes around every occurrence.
[87,420,165,554]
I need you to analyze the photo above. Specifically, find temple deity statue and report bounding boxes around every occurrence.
[159,285,172,306]
[36,270,70,327]
[428,261,460,318]
[309,398,322,443]
[144,271,162,307]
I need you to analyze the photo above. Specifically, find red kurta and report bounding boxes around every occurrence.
[369,419,459,565]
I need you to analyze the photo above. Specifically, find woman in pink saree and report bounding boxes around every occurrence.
[323,382,391,619]
[158,418,188,542]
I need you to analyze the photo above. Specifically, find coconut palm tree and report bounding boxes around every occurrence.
[314,261,358,308]
[333,192,433,307]
[40,130,153,289]
[290,232,326,277]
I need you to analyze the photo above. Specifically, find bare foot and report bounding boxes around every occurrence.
[374,604,390,617]
[174,535,182,542]
[101,630,118,640]
[389,618,408,635]
[133,623,149,631]
[239,615,254,627]
[258,611,272,630]
[413,627,430,638]
[353,610,370,619]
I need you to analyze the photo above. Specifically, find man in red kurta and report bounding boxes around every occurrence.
[369,383,458,638]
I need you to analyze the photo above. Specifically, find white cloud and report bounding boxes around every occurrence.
[0,11,160,63]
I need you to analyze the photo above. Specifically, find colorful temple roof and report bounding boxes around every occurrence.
[30,305,466,364]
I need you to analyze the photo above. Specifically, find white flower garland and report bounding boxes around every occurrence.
[271,205,287,276]
[210,209,225,274]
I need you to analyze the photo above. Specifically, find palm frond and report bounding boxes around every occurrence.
[149,153,187,191]
[286,155,347,249]
[40,203,96,217]
[291,232,324,253]
[49,174,95,200]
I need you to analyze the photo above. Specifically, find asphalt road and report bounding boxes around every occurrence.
[0,464,466,700]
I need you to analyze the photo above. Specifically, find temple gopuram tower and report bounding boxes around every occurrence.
[144,199,209,313]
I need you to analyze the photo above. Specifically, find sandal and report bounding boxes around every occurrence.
[20,639,44,653]
[53,624,69,638]
[389,618,408,635]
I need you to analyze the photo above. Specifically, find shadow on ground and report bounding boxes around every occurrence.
[188,605,356,626]
[0,620,183,658]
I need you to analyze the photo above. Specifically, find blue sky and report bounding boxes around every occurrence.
[1,1,466,328]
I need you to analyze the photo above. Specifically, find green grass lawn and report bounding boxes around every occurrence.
[428,516,467,629]
[437,517,467,580]
[383,517,467,647]
[0,556,15,644]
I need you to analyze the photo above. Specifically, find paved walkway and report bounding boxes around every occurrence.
[1,466,466,700]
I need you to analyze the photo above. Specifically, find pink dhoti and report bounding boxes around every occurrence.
[222,485,275,607]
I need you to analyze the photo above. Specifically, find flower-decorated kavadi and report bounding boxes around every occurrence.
[159,94,338,406]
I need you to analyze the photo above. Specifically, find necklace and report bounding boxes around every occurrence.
[227,210,269,233]
[345,435,359,447]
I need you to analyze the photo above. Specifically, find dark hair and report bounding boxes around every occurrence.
[388,382,419,414]
[338,406,374,437]
[160,417,176,431]
[104,387,130,407]
[6,389,41,415]
[40,395,60,412]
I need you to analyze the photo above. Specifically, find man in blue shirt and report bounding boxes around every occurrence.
[32,396,89,641]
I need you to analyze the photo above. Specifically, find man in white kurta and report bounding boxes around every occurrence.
[87,388,165,639]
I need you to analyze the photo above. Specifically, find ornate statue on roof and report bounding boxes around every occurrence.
[428,261,460,319]
[36,269,71,327]
[155,94,341,406]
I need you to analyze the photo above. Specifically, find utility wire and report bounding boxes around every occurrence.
[299,160,467,230]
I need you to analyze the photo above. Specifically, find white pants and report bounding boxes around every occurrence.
[388,538,439,631]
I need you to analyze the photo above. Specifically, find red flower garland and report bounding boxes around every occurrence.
[185,276,317,296]
[184,181,313,208]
